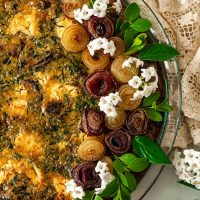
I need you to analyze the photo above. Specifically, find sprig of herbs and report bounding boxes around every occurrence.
[142,92,173,122]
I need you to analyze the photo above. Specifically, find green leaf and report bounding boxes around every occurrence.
[178,181,200,191]
[88,0,95,8]
[82,191,93,200]
[133,135,172,164]
[124,28,138,49]
[101,178,119,197]
[125,3,140,22]
[119,173,128,188]
[152,101,157,110]
[143,92,160,107]
[125,33,147,55]
[113,159,125,174]
[115,18,123,35]
[120,22,130,33]
[145,108,163,122]
[139,43,180,61]
[124,171,137,191]
[127,158,149,172]
[94,195,103,200]
[119,153,137,166]
[121,185,131,200]
[130,18,152,32]
[156,98,173,112]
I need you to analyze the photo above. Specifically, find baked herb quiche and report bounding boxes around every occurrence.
[0,0,179,199]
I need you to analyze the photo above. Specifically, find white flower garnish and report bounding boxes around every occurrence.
[81,4,94,20]
[128,76,142,89]
[74,8,83,23]
[87,38,116,56]
[65,179,85,199]
[94,0,110,5]
[173,149,200,190]
[104,106,118,118]
[112,0,122,14]
[108,92,122,106]
[93,4,107,18]
[141,66,158,82]
[122,57,144,69]
[132,90,144,100]
[143,85,154,97]
[95,161,115,194]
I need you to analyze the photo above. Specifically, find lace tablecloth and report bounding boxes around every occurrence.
[134,0,200,148]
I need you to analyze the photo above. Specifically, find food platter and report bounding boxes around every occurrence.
[0,0,181,199]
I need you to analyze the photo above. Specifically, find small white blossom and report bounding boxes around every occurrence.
[104,105,117,118]
[128,76,142,89]
[72,186,85,199]
[112,0,122,14]
[95,161,109,174]
[93,4,107,18]
[122,57,144,69]
[141,68,152,82]
[143,85,154,97]
[132,90,144,100]
[103,40,116,56]
[74,8,83,23]
[81,4,94,20]
[108,92,122,106]
[94,0,109,5]
[149,81,158,92]
[65,179,77,192]
[99,172,115,184]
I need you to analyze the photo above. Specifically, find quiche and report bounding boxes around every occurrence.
[0,0,178,199]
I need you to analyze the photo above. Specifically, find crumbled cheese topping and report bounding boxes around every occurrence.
[112,0,122,14]
[128,66,158,100]
[173,149,200,189]
[98,92,122,117]
[95,161,115,194]
[65,179,85,199]
[87,38,116,56]
[122,57,144,69]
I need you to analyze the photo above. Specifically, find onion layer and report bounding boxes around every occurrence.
[61,24,89,52]
[78,137,105,161]
[111,55,138,83]
[82,49,109,70]
[73,162,101,189]
[105,129,131,155]
[118,84,141,110]
[105,107,127,130]
[86,16,114,39]
[80,108,104,136]
[84,70,116,99]
[126,108,148,135]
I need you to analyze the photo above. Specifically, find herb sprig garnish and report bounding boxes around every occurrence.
[115,3,179,59]
[142,92,173,122]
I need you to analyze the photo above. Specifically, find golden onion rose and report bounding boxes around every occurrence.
[78,137,105,161]
[63,0,83,19]
[110,37,125,58]
[82,49,109,70]
[61,24,89,52]
[118,84,141,110]
[105,107,127,130]
[111,55,138,83]
[100,156,114,174]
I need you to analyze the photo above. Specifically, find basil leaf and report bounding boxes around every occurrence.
[131,18,152,32]
[113,159,125,174]
[124,28,138,49]
[82,190,93,200]
[139,43,180,61]
[115,18,123,35]
[113,187,122,200]
[124,171,136,191]
[94,195,103,200]
[119,173,128,188]
[133,135,172,164]
[120,22,130,33]
[145,108,163,122]
[121,185,131,200]
[101,177,119,197]
[127,158,149,172]
[143,92,160,107]
[156,104,173,112]
[178,181,200,191]
[119,153,137,166]
[125,3,140,22]
[125,33,147,55]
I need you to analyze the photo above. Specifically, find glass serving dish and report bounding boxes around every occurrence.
[120,0,182,199]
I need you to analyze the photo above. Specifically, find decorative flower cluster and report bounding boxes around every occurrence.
[173,149,200,189]
[87,37,116,56]
[98,92,122,117]
[74,0,122,23]
[65,179,85,199]
[123,57,158,100]
[95,161,115,194]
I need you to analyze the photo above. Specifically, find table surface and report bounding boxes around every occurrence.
[140,166,200,200]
